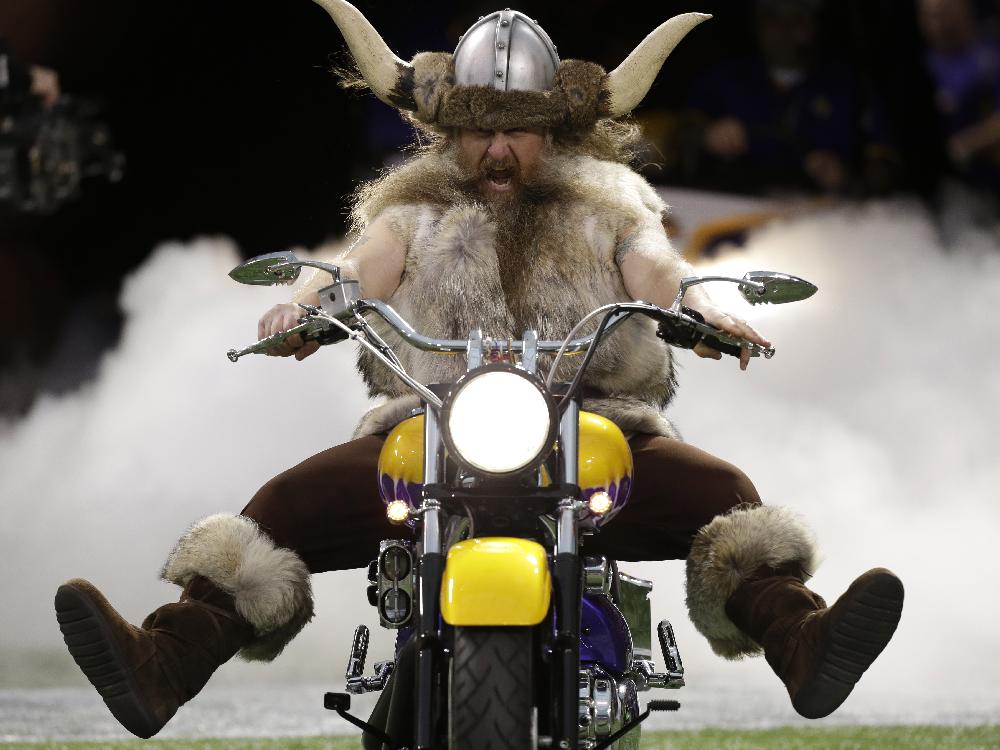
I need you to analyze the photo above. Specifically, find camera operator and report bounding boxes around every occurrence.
[0,36,60,108]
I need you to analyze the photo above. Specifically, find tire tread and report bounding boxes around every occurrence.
[449,627,533,750]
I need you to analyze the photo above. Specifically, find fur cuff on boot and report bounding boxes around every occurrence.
[161,514,314,662]
[685,504,820,660]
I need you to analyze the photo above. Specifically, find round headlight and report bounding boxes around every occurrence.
[442,364,557,476]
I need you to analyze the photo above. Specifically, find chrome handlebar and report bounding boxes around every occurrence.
[227,295,772,365]
[353,299,636,354]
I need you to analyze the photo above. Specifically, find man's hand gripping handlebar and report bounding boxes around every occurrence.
[227,304,348,362]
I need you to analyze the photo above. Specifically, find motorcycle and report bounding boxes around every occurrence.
[226,251,816,750]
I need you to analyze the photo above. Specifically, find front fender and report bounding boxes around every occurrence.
[440,537,551,626]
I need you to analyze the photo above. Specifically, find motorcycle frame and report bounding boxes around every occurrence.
[409,331,585,750]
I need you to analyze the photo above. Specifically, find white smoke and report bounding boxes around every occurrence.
[1,198,998,729]
[644,197,1000,725]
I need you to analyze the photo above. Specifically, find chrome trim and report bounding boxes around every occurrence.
[739,271,818,306]
[355,299,633,354]
[560,398,579,485]
[522,329,539,374]
[345,624,395,693]
[422,501,442,555]
[592,672,614,736]
[657,619,685,680]
[557,499,579,555]
[583,556,612,597]
[345,624,368,682]
[317,279,361,319]
[353,313,404,369]
[421,406,443,557]
[466,328,483,370]
[356,299,469,352]
[423,400,442,485]
[326,313,444,407]
[672,274,765,309]
[629,658,684,691]
[615,680,641,750]
[626,619,685,691]
[578,666,639,749]
[269,259,343,283]
[347,660,395,694]
[375,540,415,629]
[616,573,653,660]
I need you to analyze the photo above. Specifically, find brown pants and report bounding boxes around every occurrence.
[241,434,761,572]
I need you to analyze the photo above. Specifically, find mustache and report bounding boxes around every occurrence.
[478,157,518,177]
[452,148,564,205]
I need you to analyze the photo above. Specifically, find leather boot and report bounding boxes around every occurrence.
[725,565,904,719]
[55,575,254,738]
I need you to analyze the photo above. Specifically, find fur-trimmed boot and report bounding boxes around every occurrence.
[685,505,904,719]
[55,514,314,738]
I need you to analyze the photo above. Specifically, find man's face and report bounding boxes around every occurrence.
[456,127,547,201]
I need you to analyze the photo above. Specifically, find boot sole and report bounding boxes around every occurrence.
[792,568,904,719]
[55,583,163,739]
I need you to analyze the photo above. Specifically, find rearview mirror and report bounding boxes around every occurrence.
[739,271,817,305]
[228,251,301,286]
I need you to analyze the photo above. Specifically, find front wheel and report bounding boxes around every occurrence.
[449,626,534,750]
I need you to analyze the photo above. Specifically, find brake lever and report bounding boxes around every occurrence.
[655,306,774,359]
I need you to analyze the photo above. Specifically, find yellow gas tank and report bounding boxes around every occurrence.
[378,411,633,524]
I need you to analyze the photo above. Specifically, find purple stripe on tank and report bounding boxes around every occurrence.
[379,473,395,503]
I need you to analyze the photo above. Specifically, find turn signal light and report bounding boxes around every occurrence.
[587,491,613,515]
[386,500,410,524]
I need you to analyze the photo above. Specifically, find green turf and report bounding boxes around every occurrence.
[2,726,999,750]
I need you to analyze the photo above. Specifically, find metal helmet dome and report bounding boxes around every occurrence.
[453,9,560,93]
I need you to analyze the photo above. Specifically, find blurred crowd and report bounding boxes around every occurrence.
[660,0,1000,207]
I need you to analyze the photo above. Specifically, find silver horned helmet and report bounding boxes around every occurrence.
[311,0,710,132]
[453,10,559,93]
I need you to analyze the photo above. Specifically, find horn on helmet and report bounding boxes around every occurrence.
[311,0,416,110]
[604,12,712,118]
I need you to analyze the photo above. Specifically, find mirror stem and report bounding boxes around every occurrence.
[269,260,342,283]
[672,276,766,309]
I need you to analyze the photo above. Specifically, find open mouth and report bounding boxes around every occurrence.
[484,168,515,190]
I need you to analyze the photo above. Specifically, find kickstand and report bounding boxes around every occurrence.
[324,692,403,749]
[591,699,680,750]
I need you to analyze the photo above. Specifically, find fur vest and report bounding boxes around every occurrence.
[350,151,679,440]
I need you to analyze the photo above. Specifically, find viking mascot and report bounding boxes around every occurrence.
[55,0,903,740]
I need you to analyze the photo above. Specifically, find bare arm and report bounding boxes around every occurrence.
[292,213,406,305]
[616,214,770,370]
[260,212,406,359]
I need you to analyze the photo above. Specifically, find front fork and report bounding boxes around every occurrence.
[553,499,582,750]
[416,408,445,750]
[552,398,582,750]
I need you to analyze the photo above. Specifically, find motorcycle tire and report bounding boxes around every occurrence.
[449,626,534,750]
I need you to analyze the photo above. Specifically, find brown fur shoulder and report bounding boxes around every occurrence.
[349,147,465,233]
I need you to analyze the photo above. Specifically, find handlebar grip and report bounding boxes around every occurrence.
[311,326,350,345]
[700,334,743,358]
[681,305,744,358]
